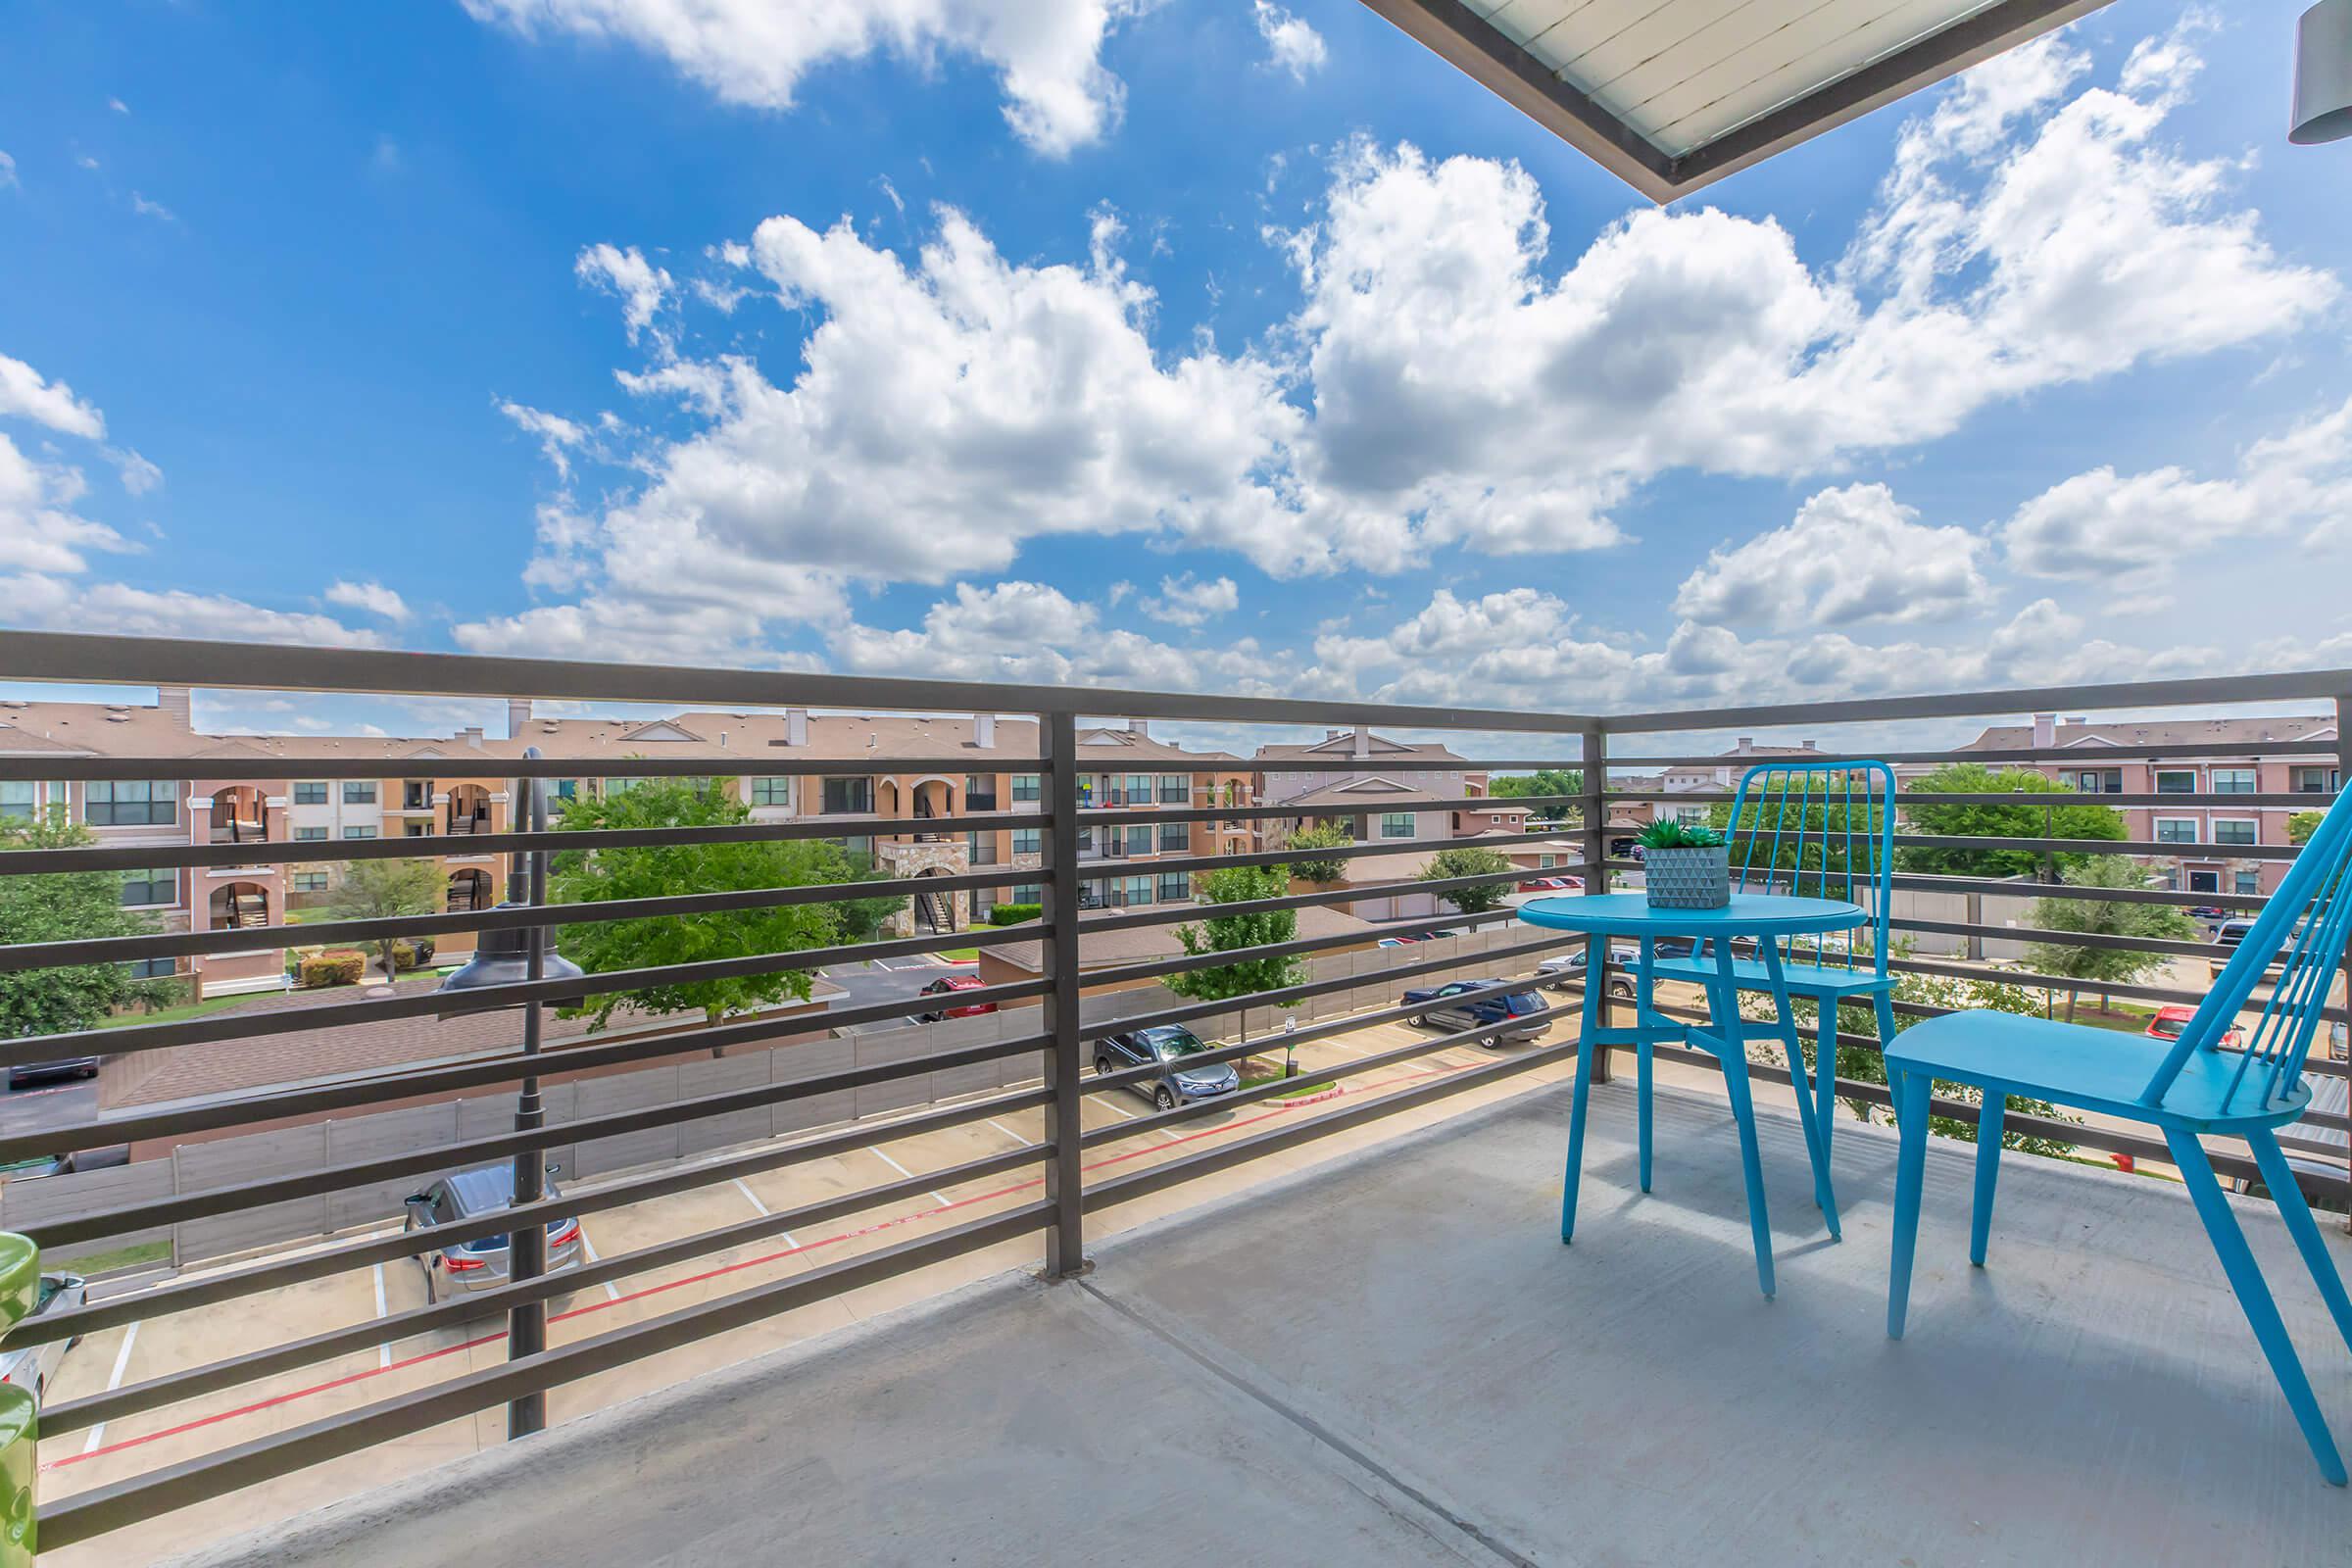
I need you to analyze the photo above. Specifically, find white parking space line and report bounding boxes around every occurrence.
[83,1319,139,1454]
[731,1177,769,1214]
[1093,1096,1137,1119]
[574,1230,622,1301]
[984,1117,1032,1147]
[372,1264,391,1368]
[866,1145,952,1208]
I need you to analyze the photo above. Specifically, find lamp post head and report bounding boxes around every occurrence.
[434,908,585,1013]
[2293,0,2352,145]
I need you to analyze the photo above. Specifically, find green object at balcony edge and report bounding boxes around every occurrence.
[0,1231,38,1563]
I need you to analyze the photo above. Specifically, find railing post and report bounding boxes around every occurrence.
[1041,711,1090,1276]
[1578,725,1613,1085]
[2336,693,2351,1234]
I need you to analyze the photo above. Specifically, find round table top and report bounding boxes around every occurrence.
[1518,892,1867,939]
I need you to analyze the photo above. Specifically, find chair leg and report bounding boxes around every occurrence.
[1563,972,1601,1245]
[1636,1032,1654,1195]
[2248,1126,2352,1356]
[1887,1069,1931,1340]
[1812,1007,1838,1180]
[2166,1128,2347,1486]
[1872,991,1900,1128]
[1971,1096,2003,1268]
[1706,966,1775,1299]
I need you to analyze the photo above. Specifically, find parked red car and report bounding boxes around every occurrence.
[1517,875,1582,893]
[917,973,995,1022]
[2143,1004,2243,1052]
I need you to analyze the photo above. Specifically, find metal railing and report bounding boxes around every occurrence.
[0,630,2343,1552]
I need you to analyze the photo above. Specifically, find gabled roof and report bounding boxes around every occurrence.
[1256,731,1466,765]
[1962,716,2340,753]
[1361,0,2114,201]
[1279,777,1444,808]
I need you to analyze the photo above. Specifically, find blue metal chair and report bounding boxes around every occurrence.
[1884,783,2352,1483]
[1648,761,1897,1240]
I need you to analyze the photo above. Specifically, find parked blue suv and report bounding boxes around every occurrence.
[1094,1023,1241,1111]
[1400,979,1552,1047]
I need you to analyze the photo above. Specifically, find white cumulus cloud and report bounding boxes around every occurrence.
[1252,1,1326,81]
[0,353,106,439]
[325,579,413,622]
[1675,484,1993,630]
[1139,572,1239,626]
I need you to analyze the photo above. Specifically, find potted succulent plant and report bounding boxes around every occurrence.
[1638,820,1730,909]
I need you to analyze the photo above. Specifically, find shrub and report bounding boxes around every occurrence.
[300,950,367,988]
[987,903,1043,926]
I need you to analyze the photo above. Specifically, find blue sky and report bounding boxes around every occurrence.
[2,1,2348,734]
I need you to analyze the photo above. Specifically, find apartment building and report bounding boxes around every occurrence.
[1954,713,2342,896]
[1254,728,1496,848]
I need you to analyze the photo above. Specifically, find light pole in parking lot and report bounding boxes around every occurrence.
[436,747,583,1439]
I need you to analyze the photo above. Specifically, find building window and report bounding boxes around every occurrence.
[2210,768,2256,795]
[1012,828,1041,857]
[342,781,377,806]
[1124,874,1153,907]
[2212,819,2257,847]
[2291,766,2339,794]
[749,776,791,808]
[553,779,579,800]
[121,868,175,906]
[405,821,431,837]
[290,868,329,895]
[122,956,175,981]
[1538,854,1554,869]
[85,780,176,826]
[402,781,431,810]
[1380,812,1415,839]
[1076,776,1097,808]
[1124,824,1153,857]
[2153,770,2196,795]
[820,777,873,814]
[2154,818,2199,844]
[1158,820,1188,852]
[2076,768,2123,794]
[0,782,34,820]
[964,774,998,810]
[2233,869,2261,896]
[1011,774,1041,804]
[1157,872,1191,903]
[293,781,328,806]
[966,832,999,867]
[1158,775,1188,804]
[1122,773,1152,807]
[602,777,644,798]
[837,835,873,858]
[344,825,378,839]
[1009,883,1043,907]
[294,825,327,841]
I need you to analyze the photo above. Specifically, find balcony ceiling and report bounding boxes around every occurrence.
[1361,0,2117,200]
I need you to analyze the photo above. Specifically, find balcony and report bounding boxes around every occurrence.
[0,633,2344,1566]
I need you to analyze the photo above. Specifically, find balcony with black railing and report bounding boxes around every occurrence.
[0,632,2345,1568]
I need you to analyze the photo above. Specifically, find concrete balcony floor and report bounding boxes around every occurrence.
[172,1077,2352,1568]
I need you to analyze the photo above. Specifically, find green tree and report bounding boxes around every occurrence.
[324,857,444,980]
[1281,821,1354,886]
[1490,768,1583,822]
[822,847,910,946]
[1417,845,1514,913]
[1895,763,2126,878]
[549,778,877,1030]
[2288,809,2326,846]
[1741,948,2079,1156]
[1166,864,1304,1004]
[0,808,175,1036]
[2022,856,2198,1022]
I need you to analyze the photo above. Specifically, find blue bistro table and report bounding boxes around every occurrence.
[1520,893,1867,1298]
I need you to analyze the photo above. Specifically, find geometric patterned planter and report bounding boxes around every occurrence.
[1645,846,1730,909]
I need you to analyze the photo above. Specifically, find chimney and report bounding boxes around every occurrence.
[2032,712,2056,748]
[1351,725,1369,760]
[507,697,533,738]
[461,726,485,749]
[1326,729,1342,741]
[975,712,997,749]
[1736,736,1753,751]
[1127,717,1150,741]
[157,684,192,730]
[785,708,808,747]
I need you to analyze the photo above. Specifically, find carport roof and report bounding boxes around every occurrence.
[1360,0,2114,200]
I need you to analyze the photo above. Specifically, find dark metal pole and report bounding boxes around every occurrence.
[2335,694,2351,1234]
[1041,712,1088,1277]
[508,748,549,1437]
[1578,726,1613,1085]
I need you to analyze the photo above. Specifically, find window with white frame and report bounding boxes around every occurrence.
[749,776,790,807]
[290,868,329,895]
[2154,818,2199,844]
[1011,774,1041,804]
[293,781,328,805]
[342,781,377,805]
[2211,818,2257,846]
[1380,812,1415,838]
[0,782,34,820]
[2153,769,2196,794]
[2291,766,2339,794]
[1158,820,1188,852]
[344,825,377,839]
[2233,869,2261,896]
[2078,767,2123,794]
[1157,871,1191,903]
[2210,768,2256,794]
[85,780,176,826]
[1011,828,1040,857]
[1124,824,1153,857]
[294,825,327,841]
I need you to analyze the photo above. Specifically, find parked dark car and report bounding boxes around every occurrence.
[0,1272,85,1398]
[917,974,995,1022]
[7,1054,98,1090]
[404,1163,584,1302]
[1401,979,1551,1047]
[1093,1023,1240,1111]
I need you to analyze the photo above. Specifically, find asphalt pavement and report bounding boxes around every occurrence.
[820,956,969,1030]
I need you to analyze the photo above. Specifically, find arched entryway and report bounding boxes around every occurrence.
[210,879,271,931]
[448,867,494,912]
[209,786,268,845]
[909,777,956,842]
[446,784,491,836]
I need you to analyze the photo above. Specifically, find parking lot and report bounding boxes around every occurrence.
[35,1002,1582,1567]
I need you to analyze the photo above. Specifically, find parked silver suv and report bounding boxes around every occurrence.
[403,1164,585,1301]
